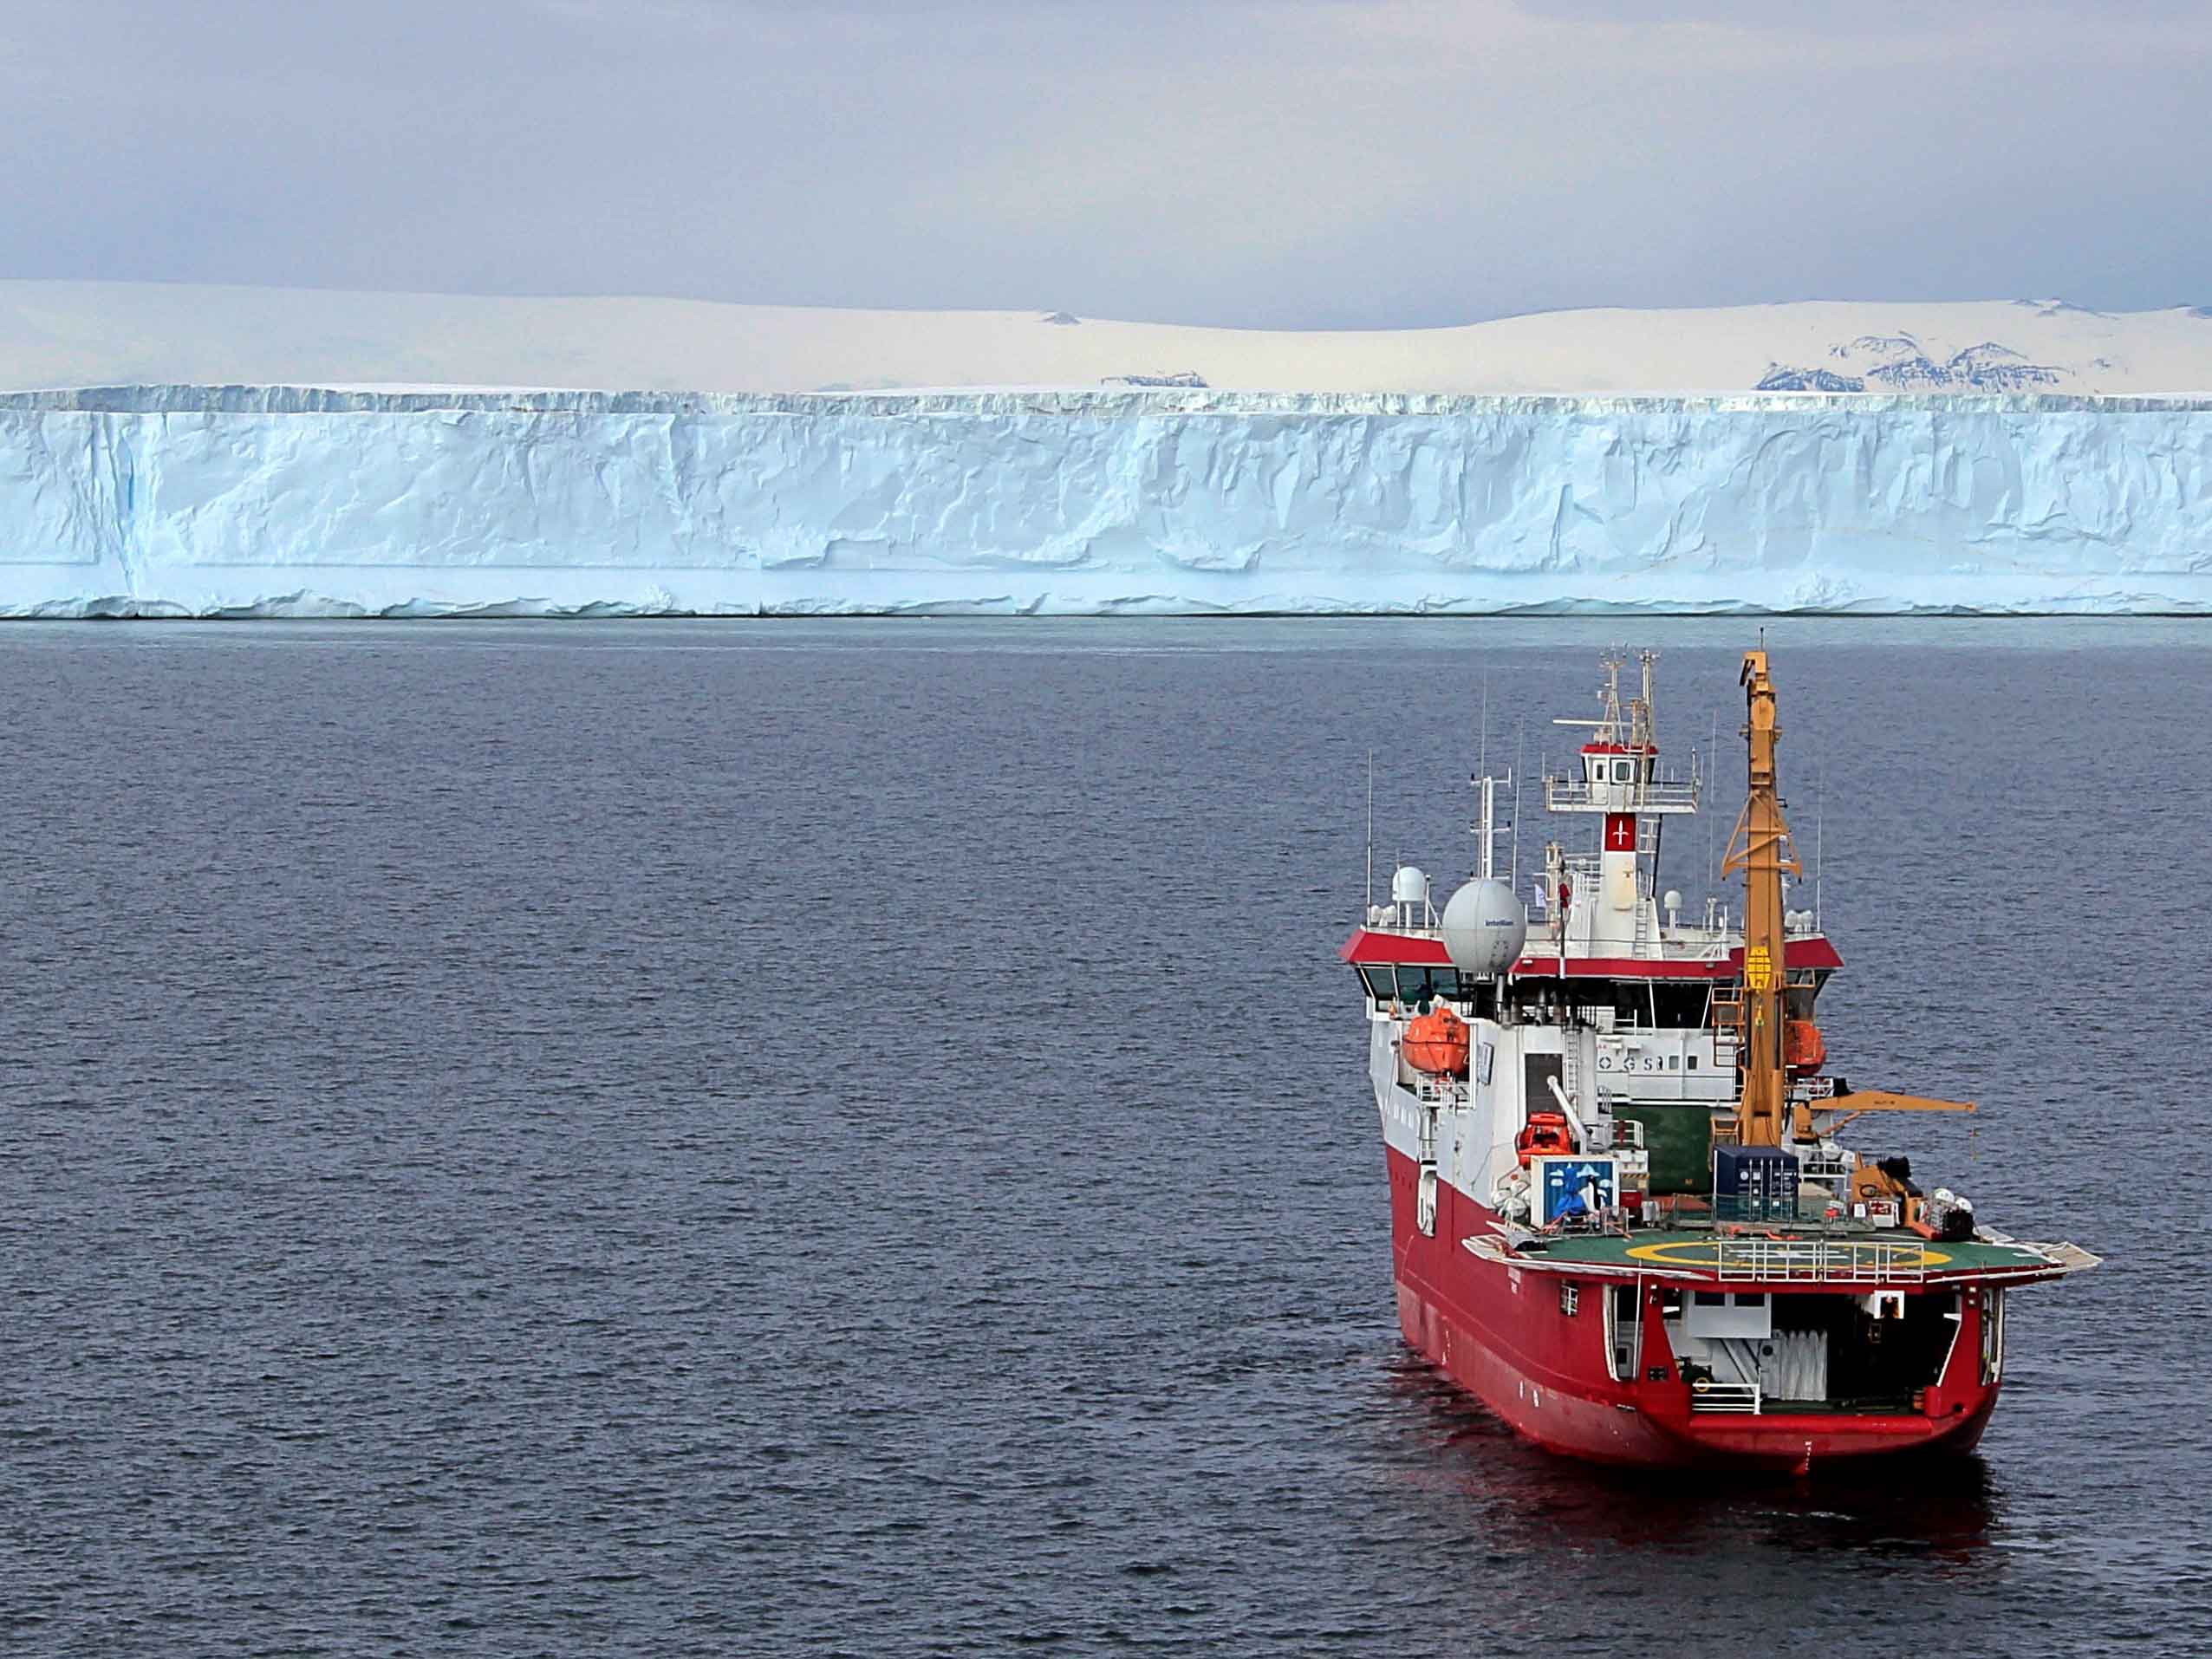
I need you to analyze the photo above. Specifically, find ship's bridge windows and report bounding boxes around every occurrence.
[1650,984,1714,1028]
[1611,758,1633,784]
[1357,966,1466,1007]
[1609,982,1715,1031]
[1397,966,1466,1005]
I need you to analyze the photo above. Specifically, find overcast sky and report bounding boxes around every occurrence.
[4,0,2208,328]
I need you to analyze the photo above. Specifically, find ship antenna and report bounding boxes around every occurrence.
[1479,673,1489,781]
[1474,673,1494,882]
[1707,706,1720,896]
[1816,756,1825,934]
[1365,749,1376,914]
[1511,718,1526,895]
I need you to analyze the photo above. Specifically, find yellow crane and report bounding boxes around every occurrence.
[1720,647,1974,1161]
[1720,647,1797,1149]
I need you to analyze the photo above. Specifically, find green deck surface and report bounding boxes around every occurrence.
[1517,1226,2058,1278]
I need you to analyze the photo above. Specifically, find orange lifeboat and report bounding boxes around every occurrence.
[1785,1018,1827,1073]
[1402,1005,1470,1077]
[1515,1110,1576,1165]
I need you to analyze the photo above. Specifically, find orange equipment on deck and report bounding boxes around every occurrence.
[1402,1005,1471,1076]
[1515,1111,1576,1165]
[1785,1018,1826,1073]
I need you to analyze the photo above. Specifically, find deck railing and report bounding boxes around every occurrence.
[1711,1237,1929,1284]
[1794,1149,1854,1184]
[1544,777,1700,813]
[1409,1076,1467,1108]
[1688,1381,1761,1415]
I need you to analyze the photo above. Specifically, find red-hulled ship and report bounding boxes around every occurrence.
[1346,649,2095,1472]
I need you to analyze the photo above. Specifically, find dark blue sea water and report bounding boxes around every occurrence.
[1,619,2204,1656]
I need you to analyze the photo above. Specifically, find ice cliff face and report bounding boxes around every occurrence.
[2,386,2209,616]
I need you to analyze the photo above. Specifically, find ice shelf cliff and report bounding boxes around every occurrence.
[2,385,2209,616]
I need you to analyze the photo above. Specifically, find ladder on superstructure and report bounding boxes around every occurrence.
[1708,983,1744,1145]
[1629,814,1663,958]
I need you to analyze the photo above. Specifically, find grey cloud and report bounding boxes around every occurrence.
[2,0,2208,328]
[1511,0,2209,25]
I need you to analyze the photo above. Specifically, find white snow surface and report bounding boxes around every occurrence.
[6,282,2212,396]
[4,384,2209,617]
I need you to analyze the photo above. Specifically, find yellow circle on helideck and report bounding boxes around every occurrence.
[1622,1239,1952,1271]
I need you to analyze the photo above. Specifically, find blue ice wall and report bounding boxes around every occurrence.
[1,386,2207,615]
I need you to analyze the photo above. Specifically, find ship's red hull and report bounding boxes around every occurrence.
[1384,1148,2000,1472]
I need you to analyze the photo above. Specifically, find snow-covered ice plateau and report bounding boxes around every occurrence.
[3,385,2209,617]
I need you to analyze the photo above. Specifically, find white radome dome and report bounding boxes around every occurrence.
[1441,878,1527,979]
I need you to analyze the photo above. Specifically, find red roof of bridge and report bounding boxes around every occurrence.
[1339,929,1843,979]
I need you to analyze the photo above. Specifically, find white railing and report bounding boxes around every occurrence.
[1797,1151,1854,1183]
[1712,1238,1929,1284]
[1544,778,1701,812]
[1688,1381,1761,1414]
[1408,1076,1467,1108]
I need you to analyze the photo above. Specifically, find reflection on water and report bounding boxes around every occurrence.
[1379,1350,2000,1571]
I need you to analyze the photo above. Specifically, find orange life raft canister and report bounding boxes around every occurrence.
[1402,1005,1471,1077]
